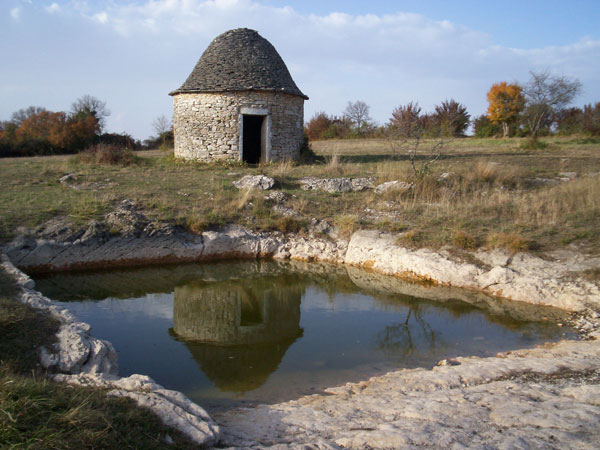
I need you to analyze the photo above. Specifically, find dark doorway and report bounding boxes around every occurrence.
[242,115,264,164]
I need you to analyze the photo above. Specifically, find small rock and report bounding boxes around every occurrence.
[273,204,300,217]
[374,180,414,195]
[558,172,577,179]
[59,173,76,184]
[437,358,461,367]
[233,175,276,190]
[265,191,289,203]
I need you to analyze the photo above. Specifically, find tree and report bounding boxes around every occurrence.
[343,100,373,135]
[522,70,581,142]
[11,106,47,127]
[486,82,525,138]
[432,99,470,137]
[582,102,600,136]
[389,102,422,138]
[305,112,332,140]
[554,107,583,135]
[152,115,172,147]
[71,95,110,132]
[473,115,502,138]
[387,101,454,179]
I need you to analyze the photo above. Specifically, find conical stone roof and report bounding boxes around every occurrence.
[170,28,308,99]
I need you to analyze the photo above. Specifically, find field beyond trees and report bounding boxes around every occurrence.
[0,136,598,256]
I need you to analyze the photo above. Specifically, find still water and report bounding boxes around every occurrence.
[33,260,573,411]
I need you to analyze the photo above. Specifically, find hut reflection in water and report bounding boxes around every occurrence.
[171,275,304,393]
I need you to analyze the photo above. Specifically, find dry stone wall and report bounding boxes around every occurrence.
[173,91,304,162]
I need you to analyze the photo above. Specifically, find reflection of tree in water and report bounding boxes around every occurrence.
[171,275,306,393]
[376,301,437,362]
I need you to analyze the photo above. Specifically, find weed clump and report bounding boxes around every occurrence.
[453,230,479,250]
[487,232,531,252]
[520,139,548,150]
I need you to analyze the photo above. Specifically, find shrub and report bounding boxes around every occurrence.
[79,143,137,166]
[473,115,501,138]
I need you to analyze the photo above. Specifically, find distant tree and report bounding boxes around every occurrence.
[11,106,48,127]
[344,100,373,136]
[432,99,470,137]
[389,102,422,138]
[98,132,141,150]
[522,70,581,143]
[305,112,333,140]
[71,95,110,132]
[473,114,502,138]
[152,115,172,148]
[305,112,351,140]
[387,100,464,178]
[486,82,525,138]
[152,115,171,137]
[554,107,583,135]
[582,102,600,136]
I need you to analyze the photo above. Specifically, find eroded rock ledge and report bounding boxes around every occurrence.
[5,204,599,311]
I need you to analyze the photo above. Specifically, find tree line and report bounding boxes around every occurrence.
[306,70,599,142]
[0,96,140,157]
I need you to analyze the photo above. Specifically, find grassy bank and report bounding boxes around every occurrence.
[0,136,598,254]
[0,269,197,449]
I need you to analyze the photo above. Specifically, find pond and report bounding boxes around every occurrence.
[33,260,574,411]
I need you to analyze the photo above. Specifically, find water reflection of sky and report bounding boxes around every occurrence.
[34,261,573,411]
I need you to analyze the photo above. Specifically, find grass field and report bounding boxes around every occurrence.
[0,136,598,254]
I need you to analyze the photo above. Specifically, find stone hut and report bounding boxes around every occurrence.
[169,28,308,163]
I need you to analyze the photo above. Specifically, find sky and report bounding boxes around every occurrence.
[1,0,599,140]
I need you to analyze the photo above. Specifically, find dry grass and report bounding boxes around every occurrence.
[1,137,599,254]
[324,153,344,176]
[271,158,295,180]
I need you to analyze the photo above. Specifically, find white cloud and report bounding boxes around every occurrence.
[10,7,20,20]
[45,3,61,14]
[4,0,598,138]
[93,11,108,24]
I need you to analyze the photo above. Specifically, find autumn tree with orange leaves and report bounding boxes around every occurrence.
[486,82,525,138]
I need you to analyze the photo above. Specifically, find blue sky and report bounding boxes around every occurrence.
[2,0,599,140]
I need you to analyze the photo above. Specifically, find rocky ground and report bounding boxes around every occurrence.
[216,337,600,449]
[2,198,600,449]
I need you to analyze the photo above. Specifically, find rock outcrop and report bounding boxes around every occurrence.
[216,337,600,449]
[345,230,600,311]
[4,202,347,273]
[232,174,276,190]
[298,177,375,193]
